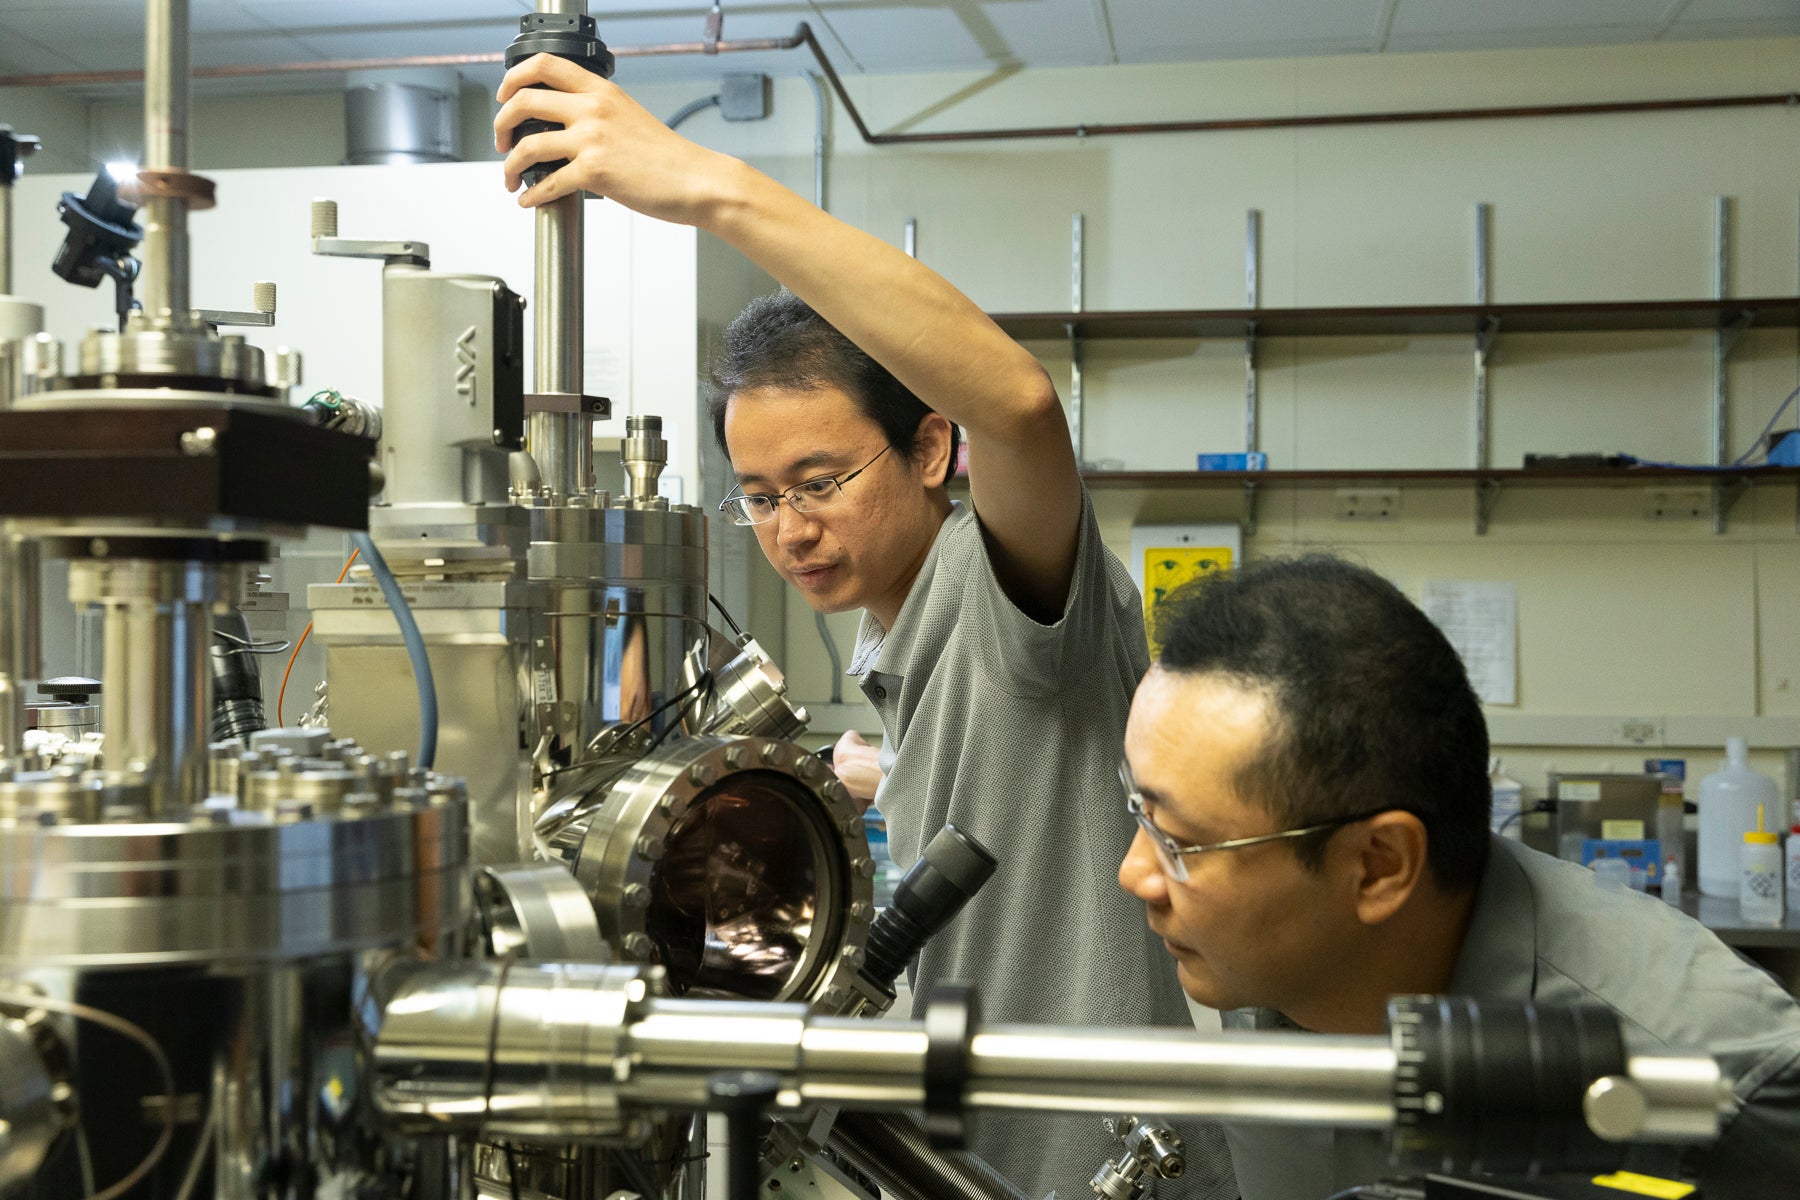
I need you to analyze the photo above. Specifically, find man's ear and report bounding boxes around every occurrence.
[1345,811,1431,926]
[913,412,954,489]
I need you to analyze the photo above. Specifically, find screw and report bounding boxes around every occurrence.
[623,932,654,957]
[180,427,218,457]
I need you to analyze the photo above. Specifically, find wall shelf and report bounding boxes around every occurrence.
[991,296,1800,341]
[993,210,1798,536]
[1075,466,1800,487]
[1062,467,1800,533]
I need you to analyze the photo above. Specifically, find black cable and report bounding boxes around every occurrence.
[709,593,745,637]
[540,670,716,782]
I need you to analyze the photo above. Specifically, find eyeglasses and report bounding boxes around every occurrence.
[1120,760,1400,883]
[718,445,894,527]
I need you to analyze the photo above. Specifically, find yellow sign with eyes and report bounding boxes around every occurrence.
[1142,545,1234,650]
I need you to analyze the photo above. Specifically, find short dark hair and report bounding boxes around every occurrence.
[1154,555,1490,889]
[707,290,960,471]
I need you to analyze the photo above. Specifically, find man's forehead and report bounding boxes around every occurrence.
[723,387,880,482]
[1126,669,1277,800]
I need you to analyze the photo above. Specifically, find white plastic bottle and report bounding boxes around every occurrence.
[1740,804,1784,925]
[1661,858,1682,907]
[1787,824,1800,911]
[1698,737,1779,898]
[1489,758,1524,840]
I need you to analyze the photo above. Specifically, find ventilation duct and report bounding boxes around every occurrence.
[345,68,460,165]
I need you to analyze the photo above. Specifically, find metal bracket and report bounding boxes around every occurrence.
[1711,476,1750,535]
[1475,479,1501,536]
[197,281,277,330]
[1718,311,1753,359]
[311,238,430,267]
[523,392,611,418]
[1242,481,1258,538]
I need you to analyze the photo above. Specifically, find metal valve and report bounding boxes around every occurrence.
[1090,1115,1185,1200]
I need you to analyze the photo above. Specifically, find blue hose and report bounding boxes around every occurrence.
[350,532,438,770]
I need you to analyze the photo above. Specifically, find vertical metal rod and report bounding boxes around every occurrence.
[0,533,41,763]
[0,183,13,296]
[1068,213,1085,465]
[1712,195,1731,466]
[1473,202,1493,475]
[1712,196,1732,534]
[903,218,917,259]
[529,192,591,499]
[524,0,592,502]
[139,0,191,328]
[1243,210,1261,537]
[1245,209,1261,455]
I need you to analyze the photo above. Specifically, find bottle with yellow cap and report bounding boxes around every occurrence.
[1740,803,1784,924]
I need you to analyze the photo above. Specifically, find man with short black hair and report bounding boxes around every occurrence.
[495,56,1235,1199]
[1119,554,1800,1198]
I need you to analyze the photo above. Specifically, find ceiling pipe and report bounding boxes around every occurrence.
[1,21,1794,146]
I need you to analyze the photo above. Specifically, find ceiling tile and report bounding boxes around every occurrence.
[1109,0,1386,59]
[235,1,530,29]
[1386,0,1665,37]
[1677,0,1800,17]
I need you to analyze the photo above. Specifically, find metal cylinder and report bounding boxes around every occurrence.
[0,534,41,762]
[1,182,12,296]
[623,414,667,503]
[68,557,232,814]
[374,962,1729,1169]
[345,68,461,165]
[139,0,191,329]
[374,963,1397,1129]
[528,195,590,498]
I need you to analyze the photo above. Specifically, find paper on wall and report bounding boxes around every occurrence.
[1420,580,1518,706]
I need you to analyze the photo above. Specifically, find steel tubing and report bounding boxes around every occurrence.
[374,963,1397,1130]
[1,183,13,296]
[0,533,41,762]
[528,195,590,499]
[139,0,192,328]
[68,558,230,814]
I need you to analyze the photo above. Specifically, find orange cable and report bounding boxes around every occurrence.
[276,548,359,726]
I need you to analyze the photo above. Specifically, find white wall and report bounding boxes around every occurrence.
[10,35,1800,798]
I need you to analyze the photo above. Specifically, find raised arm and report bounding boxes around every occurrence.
[495,55,1083,622]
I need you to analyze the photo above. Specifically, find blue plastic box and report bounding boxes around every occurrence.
[1196,452,1267,471]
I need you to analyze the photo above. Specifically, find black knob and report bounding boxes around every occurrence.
[37,676,101,703]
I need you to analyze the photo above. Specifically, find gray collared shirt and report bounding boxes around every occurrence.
[851,495,1234,1200]
[1220,836,1800,1198]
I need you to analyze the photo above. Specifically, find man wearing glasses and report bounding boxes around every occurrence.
[495,55,1232,1200]
[1119,555,1800,1199]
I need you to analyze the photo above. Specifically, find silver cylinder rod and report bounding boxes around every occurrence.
[138,0,192,329]
[1,182,13,296]
[528,195,591,498]
[0,533,41,762]
[524,0,593,501]
[68,558,231,813]
[372,961,1726,1165]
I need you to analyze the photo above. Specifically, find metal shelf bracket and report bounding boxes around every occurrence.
[1711,477,1750,535]
[1475,478,1502,536]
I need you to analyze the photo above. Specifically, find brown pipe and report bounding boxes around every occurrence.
[1,20,1792,148]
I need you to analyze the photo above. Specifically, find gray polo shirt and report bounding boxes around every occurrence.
[1220,836,1800,1198]
[851,496,1235,1200]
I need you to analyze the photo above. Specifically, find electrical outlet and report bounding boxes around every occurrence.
[1643,486,1708,521]
[1336,488,1399,521]
[1615,717,1664,745]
